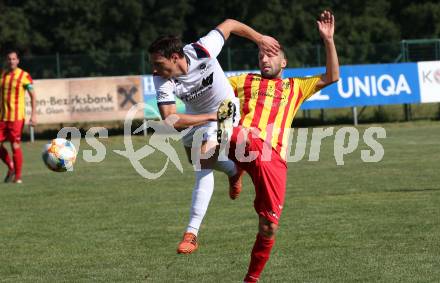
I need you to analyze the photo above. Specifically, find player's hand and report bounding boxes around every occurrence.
[29,113,37,126]
[317,10,335,41]
[258,35,280,57]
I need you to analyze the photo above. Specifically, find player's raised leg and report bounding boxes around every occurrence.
[178,139,218,254]
[177,162,214,254]
[178,135,242,254]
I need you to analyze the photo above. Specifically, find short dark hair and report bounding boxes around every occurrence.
[279,45,287,61]
[148,35,185,59]
[5,49,19,58]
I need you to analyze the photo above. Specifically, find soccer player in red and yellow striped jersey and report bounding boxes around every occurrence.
[0,50,37,183]
[224,11,339,282]
[229,72,322,161]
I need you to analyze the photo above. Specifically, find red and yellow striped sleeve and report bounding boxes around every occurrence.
[228,74,250,122]
[22,71,33,89]
[294,75,322,101]
[228,75,240,91]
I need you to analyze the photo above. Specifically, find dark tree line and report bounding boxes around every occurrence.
[1,0,439,72]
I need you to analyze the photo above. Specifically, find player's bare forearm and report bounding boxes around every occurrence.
[216,19,261,42]
[316,10,340,89]
[321,38,339,86]
[158,104,216,129]
[216,19,280,56]
[28,89,37,125]
[29,89,36,112]
[172,113,217,129]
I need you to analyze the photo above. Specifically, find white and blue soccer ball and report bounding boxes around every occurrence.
[42,138,77,172]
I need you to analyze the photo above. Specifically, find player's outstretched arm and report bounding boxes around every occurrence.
[158,104,216,129]
[316,10,340,89]
[216,19,280,57]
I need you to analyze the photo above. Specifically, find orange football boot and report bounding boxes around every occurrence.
[177,232,198,254]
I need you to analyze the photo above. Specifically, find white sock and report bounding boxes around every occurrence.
[213,159,237,177]
[186,169,214,236]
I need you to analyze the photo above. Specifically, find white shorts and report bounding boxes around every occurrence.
[182,97,240,148]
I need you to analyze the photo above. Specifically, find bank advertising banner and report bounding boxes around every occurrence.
[26,76,143,124]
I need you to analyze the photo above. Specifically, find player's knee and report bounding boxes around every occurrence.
[12,142,21,150]
[199,142,218,169]
[199,157,216,169]
[259,221,278,238]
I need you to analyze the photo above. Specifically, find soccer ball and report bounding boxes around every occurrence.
[42,138,77,172]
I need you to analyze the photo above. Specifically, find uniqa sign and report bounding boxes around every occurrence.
[337,74,412,98]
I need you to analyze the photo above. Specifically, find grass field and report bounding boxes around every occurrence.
[0,121,439,282]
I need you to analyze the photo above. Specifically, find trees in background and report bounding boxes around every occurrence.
[1,0,439,67]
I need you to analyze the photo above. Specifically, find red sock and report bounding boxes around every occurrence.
[244,233,275,282]
[0,146,13,171]
[12,147,23,180]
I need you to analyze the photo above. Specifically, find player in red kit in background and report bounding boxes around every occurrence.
[0,50,37,183]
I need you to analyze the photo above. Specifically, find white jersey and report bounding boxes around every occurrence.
[153,29,235,114]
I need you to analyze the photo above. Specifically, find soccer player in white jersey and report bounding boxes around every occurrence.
[148,19,280,254]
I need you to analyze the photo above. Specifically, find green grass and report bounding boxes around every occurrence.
[0,121,439,282]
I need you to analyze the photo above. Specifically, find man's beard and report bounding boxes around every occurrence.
[261,67,280,79]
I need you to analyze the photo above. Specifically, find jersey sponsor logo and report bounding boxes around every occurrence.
[156,91,170,101]
[251,88,287,100]
[202,72,213,87]
[199,63,212,75]
[181,72,214,102]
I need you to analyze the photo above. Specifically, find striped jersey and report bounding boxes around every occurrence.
[228,73,321,159]
[0,68,33,121]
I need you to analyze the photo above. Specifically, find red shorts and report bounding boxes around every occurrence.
[0,120,25,143]
[228,127,287,224]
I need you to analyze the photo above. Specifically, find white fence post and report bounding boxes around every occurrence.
[352,107,358,126]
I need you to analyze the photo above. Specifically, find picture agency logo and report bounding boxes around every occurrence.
[56,103,387,179]
[113,103,191,179]
[56,103,192,179]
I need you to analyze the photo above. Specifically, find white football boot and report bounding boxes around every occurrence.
[217,99,236,144]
